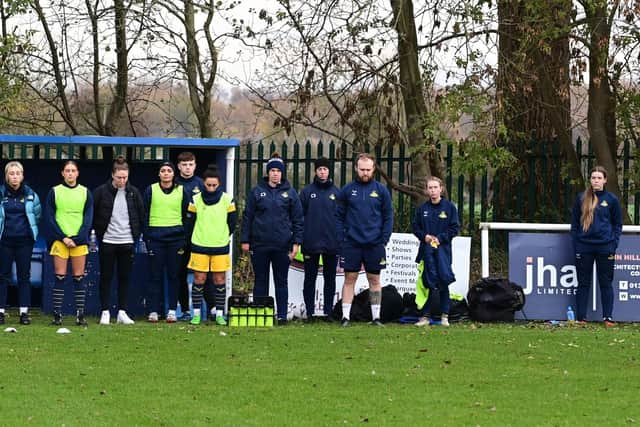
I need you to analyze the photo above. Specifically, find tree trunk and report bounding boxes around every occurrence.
[390,0,442,202]
[584,0,629,222]
[104,0,128,136]
[183,0,217,138]
[496,0,575,221]
[32,0,78,134]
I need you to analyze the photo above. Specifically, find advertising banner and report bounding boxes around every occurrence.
[509,233,640,321]
[270,233,471,318]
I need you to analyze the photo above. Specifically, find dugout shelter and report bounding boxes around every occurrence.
[0,134,239,316]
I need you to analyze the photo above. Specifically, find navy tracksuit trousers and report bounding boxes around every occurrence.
[302,253,337,316]
[148,240,184,313]
[575,251,614,320]
[0,237,34,309]
[251,248,289,320]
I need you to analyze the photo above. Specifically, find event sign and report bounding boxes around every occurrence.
[269,233,471,318]
[509,233,640,321]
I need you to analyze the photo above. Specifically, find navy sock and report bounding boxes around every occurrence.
[53,275,65,313]
[214,284,226,315]
[73,275,86,314]
[204,283,216,309]
[192,284,204,311]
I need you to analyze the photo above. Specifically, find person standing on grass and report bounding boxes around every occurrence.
[175,151,204,322]
[44,160,94,327]
[299,157,340,321]
[0,161,41,325]
[186,166,237,326]
[93,156,144,325]
[570,165,622,326]
[412,176,459,327]
[241,153,304,325]
[144,162,190,323]
[336,153,393,327]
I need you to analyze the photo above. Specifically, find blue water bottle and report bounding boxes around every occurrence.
[566,305,575,322]
[137,235,147,254]
[89,229,98,253]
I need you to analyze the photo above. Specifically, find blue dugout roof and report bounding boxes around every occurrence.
[0,134,240,147]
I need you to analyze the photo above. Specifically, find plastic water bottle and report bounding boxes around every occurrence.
[566,305,575,322]
[89,229,98,253]
[137,235,147,254]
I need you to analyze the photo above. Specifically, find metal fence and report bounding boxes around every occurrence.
[235,137,640,235]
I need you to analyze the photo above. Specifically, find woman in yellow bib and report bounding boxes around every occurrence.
[43,161,94,326]
[143,162,190,323]
[186,166,237,325]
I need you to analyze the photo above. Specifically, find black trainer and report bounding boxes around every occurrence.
[340,318,350,327]
[370,319,384,327]
[19,313,31,325]
[51,311,63,326]
[277,318,288,326]
[0,312,5,325]
[76,313,88,327]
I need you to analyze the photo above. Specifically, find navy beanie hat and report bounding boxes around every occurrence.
[266,157,285,174]
[159,161,175,173]
[314,157,330,170]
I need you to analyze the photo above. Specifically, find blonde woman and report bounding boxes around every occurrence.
[570,166,622,326]
[0,161,41,325]
[412,176,459,327]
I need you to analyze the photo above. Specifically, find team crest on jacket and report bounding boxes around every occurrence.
[329,194,336,200]
[601,200,608,207]
[439,211,447,219]
[281,192,289,198]
[192,187,200,194]
[310,193,317,198]
[370,191,379,198]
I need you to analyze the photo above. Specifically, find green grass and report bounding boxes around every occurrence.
[2,312,640,426]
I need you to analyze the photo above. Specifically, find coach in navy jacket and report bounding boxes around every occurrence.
[241,155,303,323]
[299,157,340,319]
[335,153,392,326]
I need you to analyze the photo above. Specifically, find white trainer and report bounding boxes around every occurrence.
[415,316,429,327]
[117,310,135,325]
[99,310,110,325]
[148,312,159,323]
[441,314,450,327]
[166,311,177,323]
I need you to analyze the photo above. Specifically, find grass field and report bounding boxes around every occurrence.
[1,313,639,426]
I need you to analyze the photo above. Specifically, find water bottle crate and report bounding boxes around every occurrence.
[227,295,275,327]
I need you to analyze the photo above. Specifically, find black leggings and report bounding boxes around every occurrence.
[99,242,134,311]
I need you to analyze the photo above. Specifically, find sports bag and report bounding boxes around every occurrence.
[467,277,525,322]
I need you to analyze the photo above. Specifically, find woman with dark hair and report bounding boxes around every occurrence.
[0,161,41,325]
[93,156,144,325]
[44,160,94,326]
[412,176,459,327]
[570,166,622,326]
[186,166,237,325]
[143,162,190,323]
